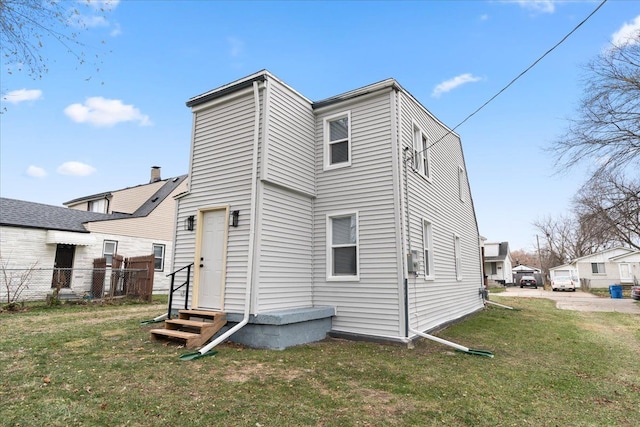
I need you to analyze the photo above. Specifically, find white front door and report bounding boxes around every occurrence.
[619,263,632,283]
[196,209,227,310]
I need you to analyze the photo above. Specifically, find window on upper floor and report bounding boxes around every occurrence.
[591,262,605,274]
[413,125,431,180]
[153,244,165,272]
[327,212,359,280]
[454,234,462,280]
[324,111,351,170]
[458,166,466,202]
[103,240,117,267]
[422,219,434,280]
[88,199,107,213]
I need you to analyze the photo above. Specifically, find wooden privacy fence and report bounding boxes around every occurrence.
[91,254,154,301]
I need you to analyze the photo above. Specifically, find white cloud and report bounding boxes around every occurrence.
[432,74,483,98]
[57,161,97,176]
[64,97,152,127]
[611,15,640,47]
[480,14,489,21]
[509,1,556,14]
[227,37,244,57]
[26,165,47,178]
[2,89,43,104]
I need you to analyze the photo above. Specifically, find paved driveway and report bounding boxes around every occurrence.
[492,287,640,314]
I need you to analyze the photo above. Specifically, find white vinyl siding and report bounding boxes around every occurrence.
[401,91,483,334]
[314,91,401,338]
[262,79,316,195]
[258,184,313,311]
[422,219,434,280]
[323,111,351,170]
[174,89,258,313]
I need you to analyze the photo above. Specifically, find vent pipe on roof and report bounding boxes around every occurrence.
[150,166,161,183]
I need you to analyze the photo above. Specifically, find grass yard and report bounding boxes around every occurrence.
[1,298,639,426]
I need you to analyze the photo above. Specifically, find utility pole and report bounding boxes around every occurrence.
[536,234,545,286]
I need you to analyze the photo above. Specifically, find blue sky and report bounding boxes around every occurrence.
[1,0,639,252]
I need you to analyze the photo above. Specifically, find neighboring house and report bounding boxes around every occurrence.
[550,247,640,289]
[512,264,542,287]
[483,242,513,286]
[168,70,484,349]
[0,168,187,301]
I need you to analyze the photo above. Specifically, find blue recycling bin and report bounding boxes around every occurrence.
[609,285,623,299]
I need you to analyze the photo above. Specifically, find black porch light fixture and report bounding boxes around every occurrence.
[231,210,239,227]
[185,215,195,231]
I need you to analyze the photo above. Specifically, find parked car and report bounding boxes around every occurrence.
[551,276,576,292]
[631,284,640,301]
[519,275,537,289]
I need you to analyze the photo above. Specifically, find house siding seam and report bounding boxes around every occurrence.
[400,92,483,333]
[312,91,401,337]
[173,89,260,313]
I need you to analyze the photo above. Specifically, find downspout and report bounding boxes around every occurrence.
[181,80,262,360]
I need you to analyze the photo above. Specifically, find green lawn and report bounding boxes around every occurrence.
[1,298,638,426]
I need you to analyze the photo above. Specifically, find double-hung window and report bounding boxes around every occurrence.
[422,219,434,279]
[324,111,351,170]
[327,212,359,280]
[454,234,462,280]
[591,262,605,274]
[413,125,431,179]
[458,166,466,202]
[103,240,117,267]
[153,244,165,272]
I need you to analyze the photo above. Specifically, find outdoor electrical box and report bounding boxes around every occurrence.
[407,250,420,273]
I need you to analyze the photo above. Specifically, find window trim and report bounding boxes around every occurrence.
[422,219,434,280]
[591,262,606,274]
[153,243,165,272]
[323,111,352,170]
[103,240,118,267]
[326,211,360,281]
[454,234,462,281]
[413,123,432,181]
[458,166,466,202]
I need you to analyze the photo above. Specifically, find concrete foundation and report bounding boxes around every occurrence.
[223,306,335,350]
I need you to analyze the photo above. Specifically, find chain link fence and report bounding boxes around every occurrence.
[1,267,151,305]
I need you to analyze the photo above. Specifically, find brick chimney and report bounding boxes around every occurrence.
[150,166,161,183]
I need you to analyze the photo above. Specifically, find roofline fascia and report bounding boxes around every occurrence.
[186,72,268,108]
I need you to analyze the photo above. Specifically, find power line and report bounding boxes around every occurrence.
[419,0,608,155]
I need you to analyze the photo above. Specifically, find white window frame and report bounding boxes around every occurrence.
[458,166,466,202]
[422,219,434,280]
[413,124,431,180]
[153,243,165,272]
[323,111,352,170]
[326,211,359,281]
[88,199,107,213]
[454,234,462,281]
[591,262,606,274]
[103,240,118,267]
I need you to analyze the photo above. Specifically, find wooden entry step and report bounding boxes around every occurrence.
[150,310,226,349]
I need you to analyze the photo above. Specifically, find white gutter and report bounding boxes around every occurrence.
[191,80,262,357]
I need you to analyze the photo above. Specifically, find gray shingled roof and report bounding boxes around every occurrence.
[0,174,188,231]
[0,198,115,232]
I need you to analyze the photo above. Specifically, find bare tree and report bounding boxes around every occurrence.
[550,32,640,177]
[1,0,112,81]
[533,213,616,270]
[573,171,640,250]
